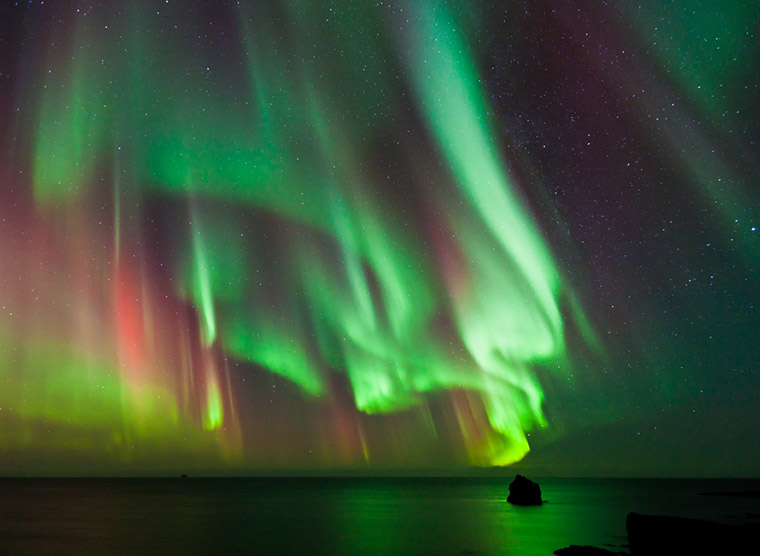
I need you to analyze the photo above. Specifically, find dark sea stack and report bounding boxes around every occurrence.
[626,512,757,555]
[507,474,543,506]
[554,545,623,555]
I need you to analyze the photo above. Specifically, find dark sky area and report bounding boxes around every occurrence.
[0,0,757,476]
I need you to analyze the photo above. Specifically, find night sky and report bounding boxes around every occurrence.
[0,0,757,476]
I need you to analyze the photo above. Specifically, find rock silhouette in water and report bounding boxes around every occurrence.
[507,474,543,505]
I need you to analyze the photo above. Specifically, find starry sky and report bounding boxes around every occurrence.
[0,0,757,476]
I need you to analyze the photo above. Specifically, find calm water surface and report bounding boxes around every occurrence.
[1,477,759,554]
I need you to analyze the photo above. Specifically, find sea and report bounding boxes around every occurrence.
[1,477,758,555]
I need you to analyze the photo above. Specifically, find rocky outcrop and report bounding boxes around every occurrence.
[553,545,624,555]
[507,474,543,506]
[556,508,760,554]
[626,512,758,555]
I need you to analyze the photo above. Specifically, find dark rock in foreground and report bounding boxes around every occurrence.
[507,474,543,506]
[626,512,758,555]
[554,545,625,555]
[699,490,760,498]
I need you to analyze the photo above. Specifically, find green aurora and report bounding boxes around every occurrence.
[1,0,758,475]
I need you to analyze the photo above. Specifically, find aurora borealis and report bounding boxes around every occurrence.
[0,0,758,476]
